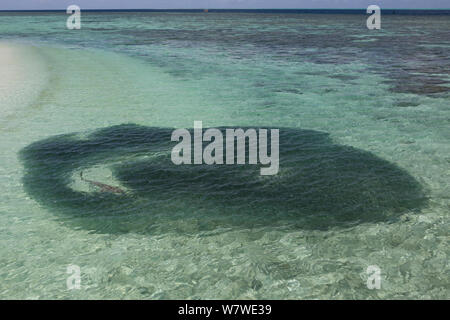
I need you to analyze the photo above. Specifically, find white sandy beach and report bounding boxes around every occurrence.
[0,42,47,122]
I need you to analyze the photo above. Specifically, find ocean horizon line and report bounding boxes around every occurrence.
[1,8,449,15]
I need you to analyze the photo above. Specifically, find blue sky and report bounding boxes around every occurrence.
[0,0,448,10]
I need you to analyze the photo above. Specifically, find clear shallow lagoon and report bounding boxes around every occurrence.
[0,12,448,299]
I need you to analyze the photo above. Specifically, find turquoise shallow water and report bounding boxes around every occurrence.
[0,12,449,299]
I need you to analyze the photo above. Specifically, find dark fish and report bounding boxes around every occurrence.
[80,171,125,194]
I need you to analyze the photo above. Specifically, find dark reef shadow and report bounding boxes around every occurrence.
[19,124,427,235]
